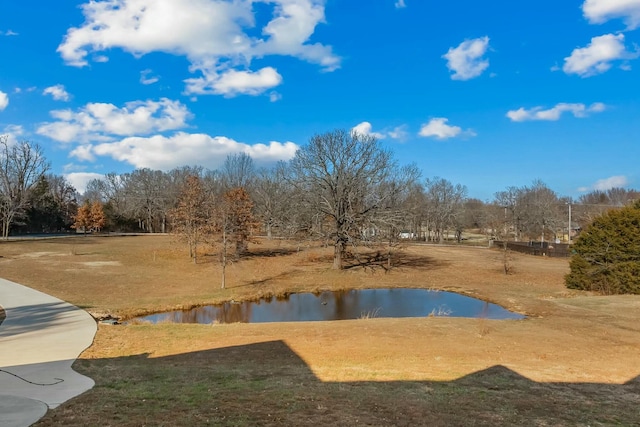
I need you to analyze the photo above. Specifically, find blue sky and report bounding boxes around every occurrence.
[1,0,639,200]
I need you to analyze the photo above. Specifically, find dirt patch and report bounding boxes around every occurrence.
[80,261,122,267]
[16,251,65,258]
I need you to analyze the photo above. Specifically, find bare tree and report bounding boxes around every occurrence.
[494,186,523,242]
[0,136,50,238]
[289,129,416,269]
[400,183,427,241]
[576,187,640,230]
[252,164,294,239]
[517,180,562,242]
[222,153,255,190]
[423,177,467,243]
[125,169,169,233]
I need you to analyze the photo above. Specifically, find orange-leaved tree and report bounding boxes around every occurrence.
[222,187,259,256]
[72,200,106,234]
[170,175,212,264]
[213,187,259,289]
[90,201,106,231]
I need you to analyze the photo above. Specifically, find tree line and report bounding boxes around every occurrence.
[2,131,639,272]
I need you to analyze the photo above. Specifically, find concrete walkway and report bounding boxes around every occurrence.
[0,278,97,427]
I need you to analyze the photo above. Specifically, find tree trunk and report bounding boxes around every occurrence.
[193,241,197,264]
[333,239,344,270]
[221,228,227,289]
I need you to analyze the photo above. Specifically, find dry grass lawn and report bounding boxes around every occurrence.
[1,235,639,426]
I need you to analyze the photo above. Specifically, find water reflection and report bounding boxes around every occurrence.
[137,289,524,324]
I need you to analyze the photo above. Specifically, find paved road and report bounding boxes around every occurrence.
[0,278,97,426]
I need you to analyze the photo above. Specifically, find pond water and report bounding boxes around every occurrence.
[135,288,524,324]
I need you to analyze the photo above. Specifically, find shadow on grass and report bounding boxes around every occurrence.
[197,247,300,266]
[240,247,300,259]
[239,271,300,288]
[38,340,640,426]
[343,250,448,272]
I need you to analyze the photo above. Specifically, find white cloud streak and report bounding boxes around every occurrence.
[71,132,299,171]
[506,102,606,122]
[583,0,640,29]
[563,33,638,77]
[43,84,71,101]
[185,67,283,97]
[37,98,192,143]
[395,0,407,9]
[140,69,160,85]
[443,36,490,81]
[57,0,339,96]
[419,118,475,140]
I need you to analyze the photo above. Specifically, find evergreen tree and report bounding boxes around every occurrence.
[566,201,640,294]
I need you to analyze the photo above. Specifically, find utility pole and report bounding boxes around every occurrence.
[567,202,572,244]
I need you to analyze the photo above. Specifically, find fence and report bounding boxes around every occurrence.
[492,241,572,258]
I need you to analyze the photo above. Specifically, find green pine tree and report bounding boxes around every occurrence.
[565,200,640,294]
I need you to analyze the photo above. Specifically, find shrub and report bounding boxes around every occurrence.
[565,201,640,294]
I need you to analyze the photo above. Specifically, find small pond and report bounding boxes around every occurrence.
[135,288,524,324]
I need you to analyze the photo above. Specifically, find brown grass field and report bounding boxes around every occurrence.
[1,235,640,426]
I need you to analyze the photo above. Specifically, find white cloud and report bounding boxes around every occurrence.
[63,163,88,173]
[506,102,606,122]
[0,90,8,110]
[351,122,408,140]
[269,91,283,102]
[443,36,490,81]
[71,132,299,170]
[37,98,191,143]
[185,67,283,97]
[57,0,340,96]
[1,125,24,145]
[69,145,96,162]
[563,33,638,77]
[65,172,105,194]
[43,84,71,101]
[140,69,160,85]
[0,30,18,36]
[395,0,407,9]
[583,0,640,29]
[419,118,475,140]
[388,125,409,141]
[3,124,23,135]
[352,121,386,139]
[593,176,629,191]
